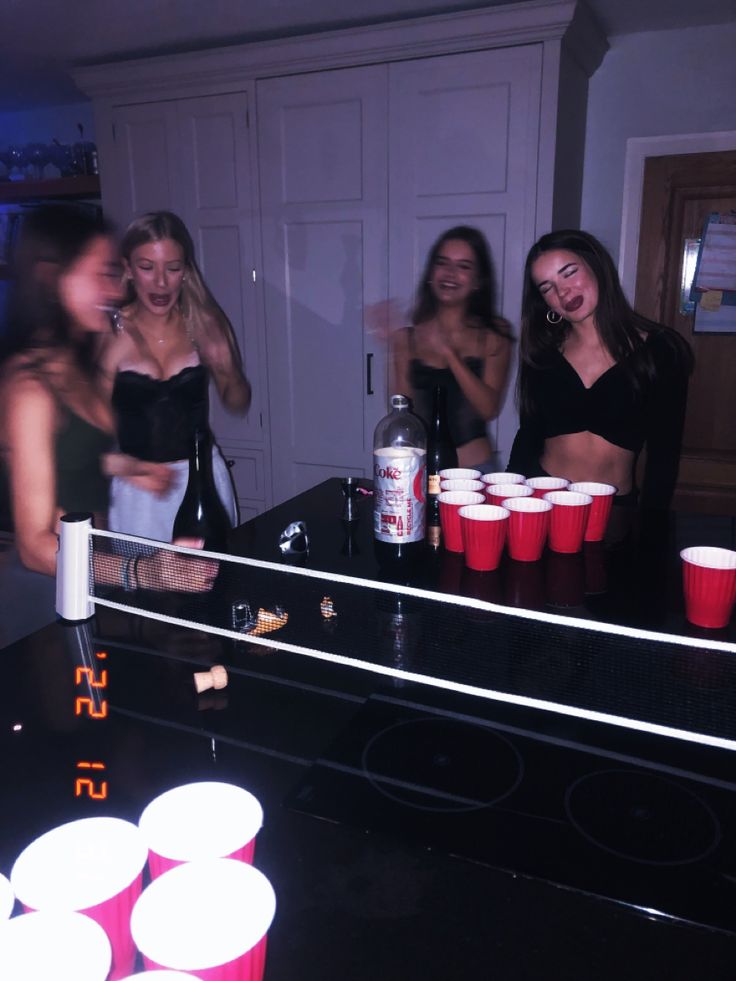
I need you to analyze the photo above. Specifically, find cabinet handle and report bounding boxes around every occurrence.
[366,353,374,396]
[226,459,235,469]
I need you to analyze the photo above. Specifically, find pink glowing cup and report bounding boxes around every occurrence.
[10,817,147,981]
[526,476,569,498]
[502,496,552,562]
[458,504,509,572]
[568,482,617,542]
[439,479,485,493]
[543,491,593,554]
[438,491,485,552]
[439,468,481,481]
[680,546,736,629]
[485,483,533,507]
[131,858,276,981]
[0,910,111,981]
[139,781,264,880]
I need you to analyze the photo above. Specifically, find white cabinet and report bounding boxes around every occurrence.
[77,1,607,514]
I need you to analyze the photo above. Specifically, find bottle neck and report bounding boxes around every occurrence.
[189,429,213,479]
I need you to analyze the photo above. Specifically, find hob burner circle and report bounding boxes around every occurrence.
[361,717,523,812]
[565,768,721,866]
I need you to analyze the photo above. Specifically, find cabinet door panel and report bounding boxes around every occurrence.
[257,66,389,505]
[109,102,180,226]
[176,93,264,454]
[388,46,542,465]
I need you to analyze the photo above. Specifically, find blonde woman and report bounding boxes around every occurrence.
[102,211,251,542]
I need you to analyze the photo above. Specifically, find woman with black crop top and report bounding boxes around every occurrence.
[509,230,694,509]
[391,226,512,471]
[102,211,251,543]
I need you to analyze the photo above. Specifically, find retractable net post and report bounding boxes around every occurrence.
[56,512,94,621]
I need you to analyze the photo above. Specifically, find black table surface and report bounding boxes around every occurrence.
[2,482,736,979]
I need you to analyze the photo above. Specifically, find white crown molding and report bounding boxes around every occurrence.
[74,0,607,102]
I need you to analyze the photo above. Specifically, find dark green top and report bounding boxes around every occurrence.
[55,407,113,513]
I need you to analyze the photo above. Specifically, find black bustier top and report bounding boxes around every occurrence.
[410,358,487,448]
[112,365,209,463]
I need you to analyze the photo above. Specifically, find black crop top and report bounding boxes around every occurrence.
[112,364,209,463]
[509,331,690,508]
[410,358,487,448]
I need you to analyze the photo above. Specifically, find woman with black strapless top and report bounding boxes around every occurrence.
[102,211,251,543]
[391,226,512,472]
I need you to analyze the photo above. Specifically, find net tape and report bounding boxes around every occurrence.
[88,529,736,751]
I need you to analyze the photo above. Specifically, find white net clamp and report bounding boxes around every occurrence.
[56,512,94,622]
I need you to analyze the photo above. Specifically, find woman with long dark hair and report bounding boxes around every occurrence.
[509,229,693,508]
[391,225,512,471]
[102,211,251,542]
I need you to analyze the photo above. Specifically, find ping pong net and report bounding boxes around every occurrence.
[56,515,736,752]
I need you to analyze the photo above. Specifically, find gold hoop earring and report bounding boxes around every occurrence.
[546,309,562,325]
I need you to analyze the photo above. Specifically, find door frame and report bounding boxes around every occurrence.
[618,130,736,298]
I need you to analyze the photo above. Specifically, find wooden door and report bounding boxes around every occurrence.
[387,45,543,466]
[635,150,736,515]
[257,66,389,504]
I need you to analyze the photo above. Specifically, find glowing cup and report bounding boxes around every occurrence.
[458,504,509,572]
[10,817,147,980]
[439,468,481,481]
[568,482,617,542]
[131,858,276,980]
[437,491,485,552]
[0,910,111,981]
[543,491,593,554]
[139,781,264,880]
[680,546,736,629]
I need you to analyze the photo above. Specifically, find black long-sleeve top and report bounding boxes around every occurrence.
[508,331,690,510]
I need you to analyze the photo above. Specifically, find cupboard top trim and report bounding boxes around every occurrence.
[74,0,607,102]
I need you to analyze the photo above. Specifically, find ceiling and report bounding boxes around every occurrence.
[1,0,735,111]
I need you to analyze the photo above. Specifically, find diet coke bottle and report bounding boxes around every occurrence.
[373,394,427,567]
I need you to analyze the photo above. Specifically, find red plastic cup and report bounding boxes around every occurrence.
[481,471,526,487]
[0,872,13,922]
[438,491,485,552]
[526,476,569,498]
[439,478,485,493]
[485,483,534,507]
[139,782,263,880]
[543,491,593,554]
[680,546,736,629]
[568,482,617,542]
[458,504,509,571]
[10,817,147,981]
[502,497,552,562]
[0,910,111,981]
[439,468,481,481]
[131,858,276,981]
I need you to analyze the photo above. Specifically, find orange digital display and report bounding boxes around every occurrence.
[74,651,109,800]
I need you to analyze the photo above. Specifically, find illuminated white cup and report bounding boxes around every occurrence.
[10,817,147,981]
[0,910,111,981]
[526,476,570,498]
[439,478,485,493]
[439,468,481,480]
[120,973,201,980]
[139,781,264,880]
[0,872,14,921]
[481,472,526,486]
[131,858,276,980]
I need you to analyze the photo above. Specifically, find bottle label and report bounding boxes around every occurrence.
[373,447,426,543]
[428,473,441,496]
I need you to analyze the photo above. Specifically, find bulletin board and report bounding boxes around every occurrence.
[689,212,736,333]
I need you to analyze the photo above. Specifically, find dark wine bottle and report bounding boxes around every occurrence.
[426,385,457,548]
[172,428,230,552]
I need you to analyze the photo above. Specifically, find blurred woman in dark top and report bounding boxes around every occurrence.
[101,211,250,543]
[508,229,694,509]
[391,226,512,472]
[0,206,216,646]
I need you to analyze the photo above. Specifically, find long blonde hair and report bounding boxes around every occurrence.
[121,211,242,365]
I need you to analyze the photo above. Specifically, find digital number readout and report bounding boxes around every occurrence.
[74,651,109,800]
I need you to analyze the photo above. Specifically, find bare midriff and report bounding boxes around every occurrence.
[457,435,494,469]
[541,432,634,495]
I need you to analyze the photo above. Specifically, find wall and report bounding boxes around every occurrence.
[0,102,95,148]
[580,20,736,262]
